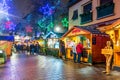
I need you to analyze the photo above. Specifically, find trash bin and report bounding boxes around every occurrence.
[0,50,7,64]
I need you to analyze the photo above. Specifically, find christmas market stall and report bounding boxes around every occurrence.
[61,26,110,64]
[37,38,46,55]
[0,36,14,57]
[98,19,120,70]
[42,31,60,57]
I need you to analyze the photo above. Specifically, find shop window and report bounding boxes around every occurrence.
[72,9,78,20]
[100,0,113,5]
[83,2,92,13]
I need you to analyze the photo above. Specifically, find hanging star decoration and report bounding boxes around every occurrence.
[40,4,55,16]
[61,17,69,27]
[26,25,33,32]
[5,21,12,29]
[0,0,10,21]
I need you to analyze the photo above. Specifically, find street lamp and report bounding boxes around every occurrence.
[54,25,61,32]
[54,24,65,33]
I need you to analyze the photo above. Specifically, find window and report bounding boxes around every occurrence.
[100,0,113,5]
[72,9,78,20]
[92,37,96,45]
[97,0,114,19]
[83,2,92,13]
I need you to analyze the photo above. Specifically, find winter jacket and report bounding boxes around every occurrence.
[76,43,83,54]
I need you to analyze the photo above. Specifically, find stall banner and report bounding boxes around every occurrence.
[101,49,113,55]
[0,36,14,41]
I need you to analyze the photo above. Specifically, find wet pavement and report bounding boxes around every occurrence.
[0,53,120,80]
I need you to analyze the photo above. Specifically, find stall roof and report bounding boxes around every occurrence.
[97,19,120,31]
[0,36,14,41]
[62,26,106,37]
[76,26,103,34]
[43,31,58,39]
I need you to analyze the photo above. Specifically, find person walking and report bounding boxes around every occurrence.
[76,42,83,63]
[30,42,34,55]
[26,42,30,55]
[35,42,41,55]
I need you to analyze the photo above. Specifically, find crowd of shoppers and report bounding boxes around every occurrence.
[13,41,41,55]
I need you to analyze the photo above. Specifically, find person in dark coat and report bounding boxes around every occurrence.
[35,42,40,55]
[60,40,66,60]
[26,42,30,55]
[30,42,34,55]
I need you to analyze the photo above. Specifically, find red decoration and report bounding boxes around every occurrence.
[72,29,80,33]
[26,26,33,32]
[5,21,12,29]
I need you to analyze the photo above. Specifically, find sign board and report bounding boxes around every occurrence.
[101,49,113,55]
[67,28,90,37]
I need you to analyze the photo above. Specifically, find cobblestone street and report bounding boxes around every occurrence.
[0,53,120,80]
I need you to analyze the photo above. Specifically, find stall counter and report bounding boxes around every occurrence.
[66,48,73,59]
[65,48,91,63]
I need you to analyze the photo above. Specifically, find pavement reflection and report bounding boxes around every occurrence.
[0,53,120,80]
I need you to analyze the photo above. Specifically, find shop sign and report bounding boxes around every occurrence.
[72,28,80,33]
[101,49,113,55]
[67,28,90,36]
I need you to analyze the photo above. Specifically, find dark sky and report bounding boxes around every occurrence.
[12,0,69,18]
[13,0,34,18]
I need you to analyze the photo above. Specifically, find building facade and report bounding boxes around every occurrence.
[69,0,120,29]
[68,0,120,69]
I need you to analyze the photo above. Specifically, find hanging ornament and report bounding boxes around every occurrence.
[26,25,33,32]
[5,21,12,29]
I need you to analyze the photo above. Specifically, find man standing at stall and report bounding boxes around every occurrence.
[76,42,83,63]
